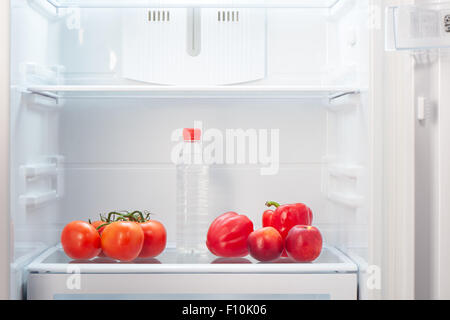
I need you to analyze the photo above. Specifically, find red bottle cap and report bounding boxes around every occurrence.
[183,128,202,142]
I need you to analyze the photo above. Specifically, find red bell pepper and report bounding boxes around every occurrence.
[206,212,254,258]
[263,201,313,256]
[264,201,313,238]
[262,209,275,228]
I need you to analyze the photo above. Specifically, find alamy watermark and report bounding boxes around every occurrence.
[66,265,81,290]
[171,121,280,176]
[366,265,381,291]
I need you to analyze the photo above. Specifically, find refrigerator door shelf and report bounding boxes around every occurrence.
[27,246,358,274]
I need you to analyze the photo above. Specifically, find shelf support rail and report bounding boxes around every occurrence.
[328,90,360,103]
[28,90,61,103]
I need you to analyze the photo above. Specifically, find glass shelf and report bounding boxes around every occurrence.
[386,2,450,51]
[27,246,357,274]
[45,0,341,9]
[26,85,360,100]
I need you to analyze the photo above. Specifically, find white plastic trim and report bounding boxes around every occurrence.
[20,191,58,209]
[327,192,365,209]
[328,164,364,180]
[27,85,359,92]
[25,93,62,110]
[27,246,358,274]
[21,63,64,86]
[41,0,342,9]
[27,0,59,18]
[10,243,47,272]
[329,0,356,20]
[0,0,10,300]
[377,0,415,300]
[436,44,450,299]
[22,163,58,179]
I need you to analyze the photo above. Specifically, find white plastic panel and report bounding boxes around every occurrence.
[9,2,64,299]
[28,273,357,300]
[323,92,369,270]
[386,2,450,51]
[122,8,266,85]
[44,0,342,9]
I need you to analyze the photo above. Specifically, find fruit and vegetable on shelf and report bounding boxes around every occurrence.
[61,211,167,262]
[206,201,323,263]
[61,201,322,264]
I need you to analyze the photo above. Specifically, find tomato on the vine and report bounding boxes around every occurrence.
[101,221,144,262]
[90,220,107,235]
[90,220,108,257]
[61,221,102,260]
[138,220,167,258]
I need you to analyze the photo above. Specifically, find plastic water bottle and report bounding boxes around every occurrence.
[176,128,209,255]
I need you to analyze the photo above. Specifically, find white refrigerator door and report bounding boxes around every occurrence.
[436,52,450,299]
[383,0,450,299]
[0,0,11,300]
[416,48,450,300]
[359,0,416,300]
[414,20,450,299]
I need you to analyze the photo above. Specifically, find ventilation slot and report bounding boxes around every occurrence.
[445,14,450,33]
[218,11,239,22]
[148,10,170,22]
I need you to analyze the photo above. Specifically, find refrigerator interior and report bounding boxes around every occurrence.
[9,0,372,299]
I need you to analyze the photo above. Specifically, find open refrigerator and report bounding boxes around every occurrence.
[1,0,450,300]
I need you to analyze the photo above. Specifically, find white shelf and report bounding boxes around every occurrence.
[44,0,341,9]
[26,85,360,100]
[386,2,450,51]
[27,246,357,274]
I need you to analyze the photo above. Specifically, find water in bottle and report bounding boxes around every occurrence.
[176,128,209,255]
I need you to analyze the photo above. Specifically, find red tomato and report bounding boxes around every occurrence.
[90,220,108,257]
[101,221,144,262]
[247,227,283,262]
[90,220,107,235]
[138,220,167,258]
[206,212,254,258]
[285,225,323,262]
[61,221,102,260]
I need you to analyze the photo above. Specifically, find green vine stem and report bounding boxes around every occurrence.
[95,210,154,228]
